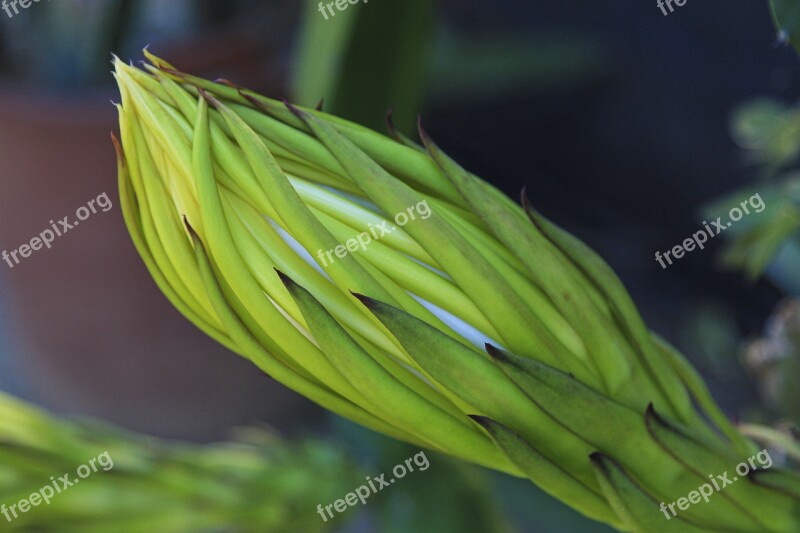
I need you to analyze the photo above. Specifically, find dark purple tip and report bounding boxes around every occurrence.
[274,268,294,289]
[283,98,306,120]
[350,292,378,309]
[484,344,512,364]
[588,451,608,466]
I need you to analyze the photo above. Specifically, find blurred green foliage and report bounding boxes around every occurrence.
[291,1,604,135]
[704,99,800,288]
[0,392,359,532]
[293,0,434,134]
[770,0,800,54]
[331,417,515,533]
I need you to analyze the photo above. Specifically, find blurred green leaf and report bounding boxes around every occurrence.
[292,0,434,134]
[331,417,514,533]
[770,0,800,54]
[703,180,800,279]
[730,99,800,175]
[0,392,360,532]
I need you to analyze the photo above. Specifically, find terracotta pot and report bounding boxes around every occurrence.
[0,72,318,439]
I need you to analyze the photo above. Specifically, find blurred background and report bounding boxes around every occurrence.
[0,0,799,531]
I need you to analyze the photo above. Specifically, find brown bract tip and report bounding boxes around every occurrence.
[283,99,306,120]
[160,66,187,79]
[182,216,200,240]
[110,131,122,153]
[417,115,433,145]
[215,78,241,89]
[315,98,325,111]
[198,88,221,110]
[240,90,267,112]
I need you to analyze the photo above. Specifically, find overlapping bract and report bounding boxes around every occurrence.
[114,52,800,532]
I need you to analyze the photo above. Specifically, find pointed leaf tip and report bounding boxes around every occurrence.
[110,131,123,155]
[283,99,306,120]
[417,115,433,145]
[215,78,241,89]
[182,216,199,240]
[588,451,614,475]
[274,268,295,289]
[468,414,497,433]
[644,402,670,431]
[350,291,378,308]
[197,88,221,109]
[386,107,398,134]
[484,343,505,360]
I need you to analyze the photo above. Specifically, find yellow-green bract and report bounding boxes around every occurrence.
[113,51,800,532]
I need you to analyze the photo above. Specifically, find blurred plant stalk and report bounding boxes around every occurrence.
[113,51,800,532]
[0,391,356,532]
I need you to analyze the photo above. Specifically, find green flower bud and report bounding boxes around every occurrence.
[113,52,800,531]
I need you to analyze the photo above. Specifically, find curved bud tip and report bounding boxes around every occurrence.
[417,115,433,147]
[644,402,665,424]
[385,107,398,135]
[588,451,612,474]
[644,402,675,433]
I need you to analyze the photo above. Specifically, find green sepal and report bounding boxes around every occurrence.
[589,453,710,533]
[279,271,519,475]
[469,416,622,529]
[645,405,795,531]
[354,294,599,488]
